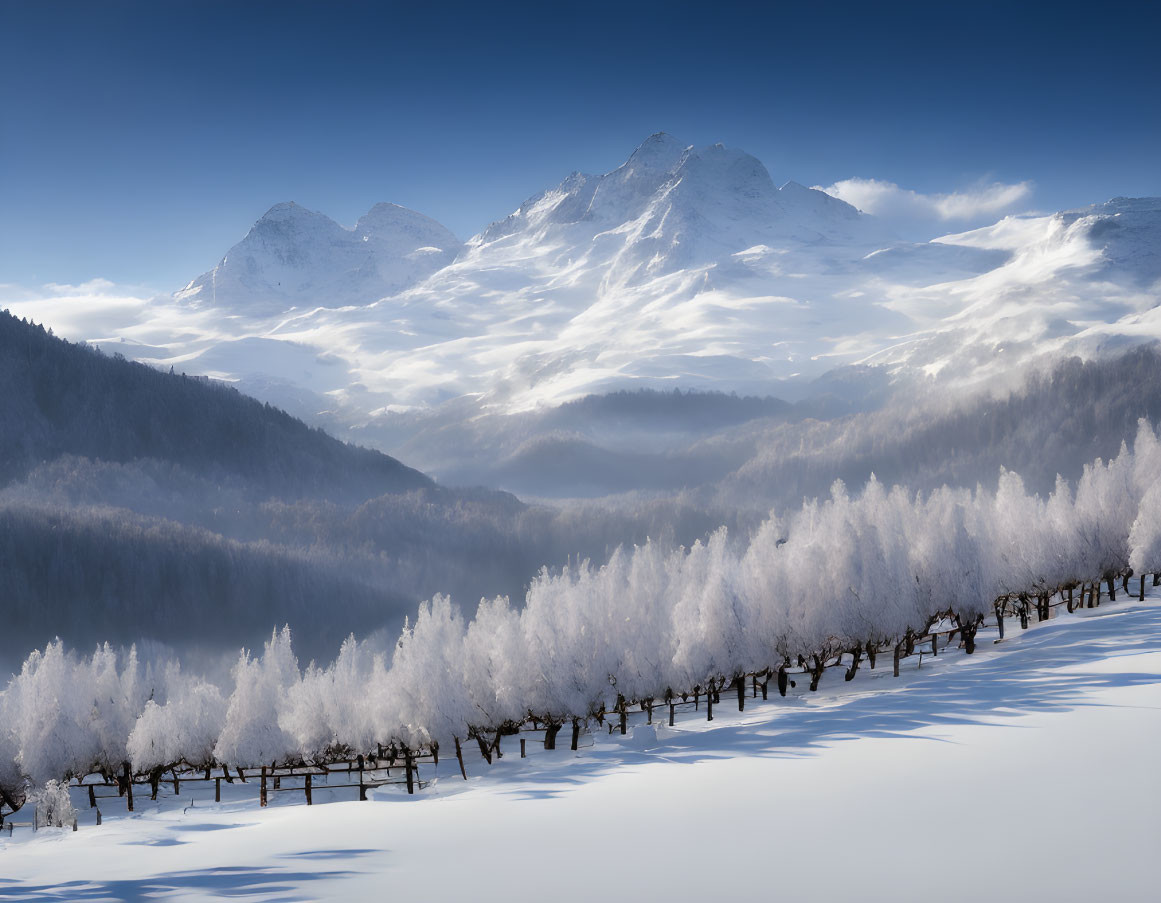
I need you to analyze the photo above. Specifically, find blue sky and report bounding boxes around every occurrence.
[2,0,1158,290]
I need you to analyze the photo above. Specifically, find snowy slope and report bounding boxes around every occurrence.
[2,595,1158,901]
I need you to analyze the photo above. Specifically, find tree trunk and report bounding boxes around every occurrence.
[1067,586,1075,613]
[706,686,714,722]
[405,749,415,795]
[844,647,862,681]
[544,722,561,750]
[867,644,877,670]
[963,622,977,655]
[455,737,468,779]
[736,676,745,711]
[1153,573,1159,587]
[618,695,627,736]
[88,784,96,808]
[572,719,581,750]
[777,666,788,697]
[893,643,901,678]
[995,604,1005,640]
[1141,575,1147,602]
[173,770,180,795]
[475,733,492,765]
[809,655,824,691]
[1122,573,1130,594]
[304,774,312,805]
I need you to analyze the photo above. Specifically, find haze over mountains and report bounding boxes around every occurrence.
[8,134,1161,497]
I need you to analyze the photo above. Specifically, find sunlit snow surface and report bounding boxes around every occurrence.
[3,595,1158,901]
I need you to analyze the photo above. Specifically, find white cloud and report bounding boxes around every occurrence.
[816,177,1033,231]
[0,279,157,339]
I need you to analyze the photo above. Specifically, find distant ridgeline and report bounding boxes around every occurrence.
[0,311,431,499]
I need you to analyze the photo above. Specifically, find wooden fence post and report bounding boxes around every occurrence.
[304,773,312,806]
[571,719,581,751]
[358,757,366,801]
[88,785,96,808]
[520,738,526,758]
[215,777,221,802]
[260,766,268,808]
[706,685,714,722]
[405,749,415,795]
[1140,575,1146,602]
[123,763,134,812]
[172,770,180,795]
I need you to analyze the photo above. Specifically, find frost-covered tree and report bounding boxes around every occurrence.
[127,665,226,772]
[386,595,473,751]
[285,635,385,760]
[214,627,301,767]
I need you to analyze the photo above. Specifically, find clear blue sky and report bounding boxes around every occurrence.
[2,0,1158,290]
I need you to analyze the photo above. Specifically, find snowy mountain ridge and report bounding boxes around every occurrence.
[174,200,462,315]
[15,135,1161,484]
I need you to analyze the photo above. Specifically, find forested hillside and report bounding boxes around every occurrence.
[0,312,430,500]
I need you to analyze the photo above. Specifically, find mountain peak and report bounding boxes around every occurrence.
[257,201,323,221]
[623,132,688,173]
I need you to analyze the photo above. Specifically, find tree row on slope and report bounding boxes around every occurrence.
[2,421,1160,810]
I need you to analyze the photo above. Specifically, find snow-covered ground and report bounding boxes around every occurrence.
[3,594,1158,901]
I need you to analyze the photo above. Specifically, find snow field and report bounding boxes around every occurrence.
[1,593,1158,901]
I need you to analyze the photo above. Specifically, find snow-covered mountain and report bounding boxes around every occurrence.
[175,201,462,315]
[21,135,1161,486]
[474,132,883,288]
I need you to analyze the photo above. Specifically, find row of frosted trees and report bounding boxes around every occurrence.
[3,421,1160,812]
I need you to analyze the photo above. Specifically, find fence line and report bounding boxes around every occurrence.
[2,571,1157,831]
